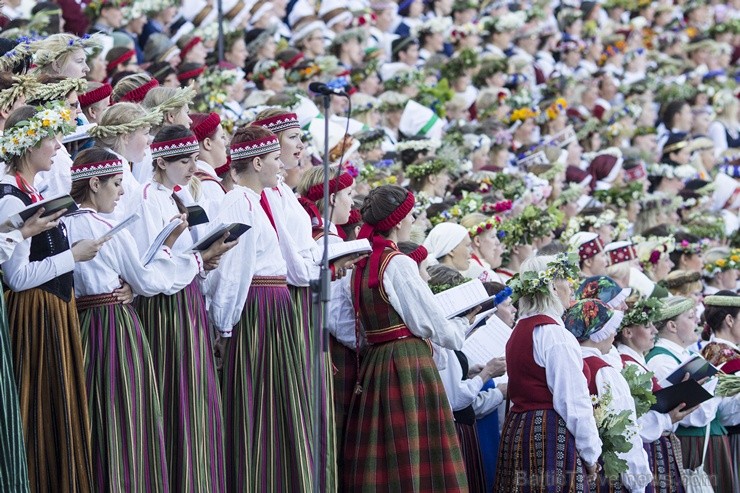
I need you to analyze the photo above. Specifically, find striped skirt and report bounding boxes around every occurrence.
[729,431,740,488]
[678,434,734,493]
[329,333,356,460]
[222,279,314,492]
[78,298,168,492]
[342,337,468,492]
[135,281,226,493]
[494,409,587,493]
[5,288,93,493]
[644,435,684,493]
[288,284,336,492]
[0,290,29,493]
[455,421,487,493]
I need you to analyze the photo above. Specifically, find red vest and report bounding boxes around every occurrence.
[583,356,612,396]
[193,170,226,193]
[620,353,662,392]
[506,315,558,413]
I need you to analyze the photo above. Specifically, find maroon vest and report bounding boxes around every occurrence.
[620,353,662,392]
[583,356,612,396]
[353,247,414,345]
[506,315,559,413]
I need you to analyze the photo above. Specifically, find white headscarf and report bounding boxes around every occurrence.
[423,223,469,266]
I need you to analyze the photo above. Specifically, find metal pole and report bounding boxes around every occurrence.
[217,0,224,62]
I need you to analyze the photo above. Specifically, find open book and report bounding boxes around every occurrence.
[142,219,182,265]
[188,223,250,252]
[320,238,371,261]
[664,354,720,386]
[97,212,140,240]
[463,314,512,367]
[9,194,78,228]
[434,278,491,319]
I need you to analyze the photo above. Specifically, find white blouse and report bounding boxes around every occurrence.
[0,175,75,291]
[35,141,73,198]
[616,343,674,442]
[582,346,652,493]
[100,148,141,222]
[521,309,603,466]
[64,209,190,297]
[203,185,287,336]
[195,160,226,216]
[646,338,720,429]
[125,180,204,292]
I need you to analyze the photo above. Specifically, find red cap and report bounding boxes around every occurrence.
[190,112,221,141]
[119,78,159,103]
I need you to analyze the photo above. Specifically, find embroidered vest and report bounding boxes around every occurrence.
[506,315,559,413]
[0,184,73,301]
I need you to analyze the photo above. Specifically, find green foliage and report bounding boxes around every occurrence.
[620,365,657,418]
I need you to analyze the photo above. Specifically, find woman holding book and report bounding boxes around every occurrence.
[337,184,468,491]
[0,104,107,493]
[701,291,740,487]
[616,295,694,493]
[65,147,202,492]
[494,253,602,492]
[126,125,234,493]
[646,296,734,492]
[203,125,315,492]
[564,298,653,492]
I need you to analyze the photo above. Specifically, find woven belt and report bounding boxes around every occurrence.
[365,324,413,344]
[251,276,288,287]
[225,0,245,20]
[193,5,213,25]
[76,292,120,311]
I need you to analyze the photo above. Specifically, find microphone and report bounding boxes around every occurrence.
[308,82,349,97]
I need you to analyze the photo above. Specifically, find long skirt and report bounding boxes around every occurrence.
[289,285,336,492]
[644,434,685,493]
[329,333,356,461]
[590,466,623,493]
[495,409,587,493]
[135,281,226,493]
[455,421,486,493]
[475,379,500,493]
[79,298,168,492]
[0,290,29,493]
[342,337,467,492]
[222,279,314,492]
[6,288,93,493]
[678,434,734,493]
[729,430,740,488]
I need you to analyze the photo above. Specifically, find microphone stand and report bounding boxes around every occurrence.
[309,92,332,492]
[216,0,224,62]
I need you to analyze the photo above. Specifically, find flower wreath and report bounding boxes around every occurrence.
[633,235,675,268]
[501,204,563,247]
[32,33,104,69]
[620,296,663,329]
[468,216,502,238]
[0,101,76,160]
[704,250,740,277]
[674,238,710,255]
[593,181,644,209]
[509,107,539,123]
[249,60,280,83]
[507,252,579,302]
[479,199,513,215]
[396,138,441,153]
[406,157,452,180]
[544,97,568,121]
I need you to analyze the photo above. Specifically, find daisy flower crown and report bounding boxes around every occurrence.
[507,252,580,302]
[0,101,76,160]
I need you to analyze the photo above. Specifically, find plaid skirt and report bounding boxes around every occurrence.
[330,333,357,463]
[678,433,734,493]
[455,421,486,493]
[644,434,685,493]
[0,290,29,493]
[729,431,740,488]
[222,280,314,492]
[79,300,168,492]
[6,288,93,493]
[342,336,467,492]
[135,281,226,493]
[495,409,587,493]
[288,285,336,492]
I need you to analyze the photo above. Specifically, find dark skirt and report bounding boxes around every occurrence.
[79,300,169,492]
[135,281,226,492]
[329,333,356,458]
[494,409,587,493]
[644,434,685,493]
[729,431,740,489]
[678,434,734,493]
[6,288,93,493]
[288,284,336,492]
[455,421,486,493]
[475,379,500,493]
[342,337,467,492]
[222,280,314,492]
[0,289,29,493]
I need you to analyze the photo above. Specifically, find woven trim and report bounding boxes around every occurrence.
[71,159,124,181]
[191,112,221,141]
[0,75,40,113]
[151,136,200,159]
[76,292,120,310]
[656,298,695,322]
[703,295,740,307]
[578,237,603,261]
[29,77,87,103]
[79,82,112,107]
[304,172,354,201]
[230,135,280,161]
[89,109,163,138]
[252,112,300,134]
[120,79,159,103]
[251,275,287,286]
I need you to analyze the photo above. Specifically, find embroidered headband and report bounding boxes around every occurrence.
[78,82,112,107]
[251,112,300,134]
[230,135,281,161]
[578,237,604,261]
[119,78,159,103]
[151,135,200,159]
[71,159,124,181]
[606,242,637,265]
